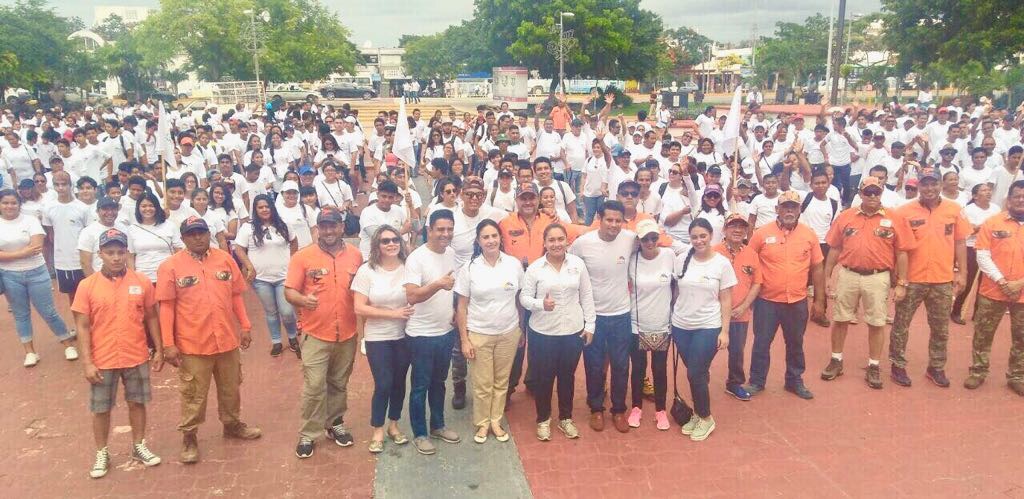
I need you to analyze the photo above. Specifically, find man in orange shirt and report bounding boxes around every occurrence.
[549,97,572,134]
[889,170,969,388]
[714,214,762,401]
[820,177,912,389]
[74,228,163,479]
[966,179,1024,395]
[746,190,826,400]
[157,216,260,464]
[284,208,363,458]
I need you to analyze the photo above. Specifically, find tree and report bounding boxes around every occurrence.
[0,0,83,97]
[663,27,713,68]
[403,33,460,80]
[754,14,830,89]
[94,14,135,42]
[96,29,160,101]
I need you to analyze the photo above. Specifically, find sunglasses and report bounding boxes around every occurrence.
[463,191,484,199]
[379,237,402,245]
[620,190,640,198]
[704,192,722,198]
[940,151,955,156]
[669,170,682,175]
[861,190,882,197]
[443,188,456,194]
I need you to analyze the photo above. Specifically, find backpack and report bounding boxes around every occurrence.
[801,192,838,220]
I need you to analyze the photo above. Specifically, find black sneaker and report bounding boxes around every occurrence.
[288,337,300,353]
[784,384,814,400]
[270,343,283,357]
[296,437,314,459]
[891,366,912,387]
[326,419,354,447]
[452,382,467,410]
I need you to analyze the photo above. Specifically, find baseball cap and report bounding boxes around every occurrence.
[570,118,584,127]
[384,153,398,167]
[516,182,538,198]
[736,178,753,188]
[891,141,906,149]
[905,178,919,188]
[495,133,511,143]
[777,190,802,206]
[343,116,357,124]
[179,136,195,146]
[612,145,632,158]
[96,197,119,210]
[98,228,128,248]
[703,184,723,197]
[860,176,884,191]
[462,176,485,192]
[918,169,941,182]
[872,131,885,138]
[707,165,722,175]
[938,107,949,113]
[281,180,299,192]
[725,213,750,227]
[84,106,94,111]
[939,145,957,154]
[298,165,315,176]
[498,168,514,178]
[635,219,660,239]
[17,179,34,190]
[180,215,210,234]
[317,207,345,225]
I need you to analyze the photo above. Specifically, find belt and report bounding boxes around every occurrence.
[844,266,889,276]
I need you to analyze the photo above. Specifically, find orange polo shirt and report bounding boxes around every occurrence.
[501,212,568,266]
[895,199,970,283]
[975,213,1024,303]
[826,207,914,271]
[550,106,572,130]
[284,242,362,342]
[156,249,250,355]
[588,211,674,247]
[72,269,155,370]
[748,221,824,304]
[714,243,762,322]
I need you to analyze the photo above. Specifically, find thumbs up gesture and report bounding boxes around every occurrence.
[543,292,555,311]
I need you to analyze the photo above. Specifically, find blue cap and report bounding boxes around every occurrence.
[917,169,941,182]
[611,144,631,157]
[298,165,315,176]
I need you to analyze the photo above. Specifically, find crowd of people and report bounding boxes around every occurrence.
[0,91,1022,480]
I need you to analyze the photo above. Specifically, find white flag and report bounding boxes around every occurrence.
[720,86,743,154]
[155,101,175,166]
[392,98,416,169]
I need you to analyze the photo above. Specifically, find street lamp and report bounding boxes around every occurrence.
[558,12,574,96]
[243,9,270,103]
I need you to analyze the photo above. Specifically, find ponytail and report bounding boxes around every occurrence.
[676,247,696,279]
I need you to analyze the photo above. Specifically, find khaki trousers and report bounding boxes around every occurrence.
[468,327,521,427]
[178,349,242,434]
[299,335,357,439]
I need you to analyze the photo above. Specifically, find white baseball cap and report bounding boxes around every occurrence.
[281,180,299,192]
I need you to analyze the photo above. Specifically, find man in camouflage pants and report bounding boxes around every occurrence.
[965,179,1024,395]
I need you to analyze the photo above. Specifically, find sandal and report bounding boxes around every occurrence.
[368,439,384,454]
[387,430,409,445]
[491,424,510,442]
[473,426,489,444]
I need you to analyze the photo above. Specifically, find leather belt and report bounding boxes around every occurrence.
[844,266,888,276]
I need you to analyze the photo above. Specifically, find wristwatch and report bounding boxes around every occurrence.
[897,279,908,287]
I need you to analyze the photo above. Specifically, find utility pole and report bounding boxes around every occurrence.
[825,1,835,92]
[829,0,847,105]
[558,12,575,96]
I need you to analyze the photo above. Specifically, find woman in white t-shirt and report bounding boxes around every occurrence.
[353,225,415,453]
[2,132,41,186]
[940,170,970,207]
[209,182,240,243]
[952,183,1001,324]
[659,162,694,244]
[627,220,675,431]
[234,194,299,356]
[127,192,184,283]
[454,220,524,444]
[520,223,595,441]
[189,188,229,249]
[275,181,318,248]
[0,189,75,367]
[580,137,610,225]
[671,218,737,442]
[539,186,572,223]
[315,162,354,211]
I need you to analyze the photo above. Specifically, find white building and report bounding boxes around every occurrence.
[94,5,154,25]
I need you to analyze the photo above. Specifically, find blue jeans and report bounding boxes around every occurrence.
[252,279,297,343]
[583,195,604,226]
[408,330,454,437]
[583,313,632,414]
[1,265,71,344]
[411,143,421,177]
[672,326,720,418]
[749,298,809,388]
[726,321,749,389]
[564,170,583,217]
[831,163,852,206]
[365,338,412,428]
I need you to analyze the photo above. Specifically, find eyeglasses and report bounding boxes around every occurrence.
[669,170,682,175]
[861,190,882,197]
[379,237,402,245]
[620,190,640,198]
[464,191,484,199]
[443,189,456,194]
[940,151,956,156]
[640,235,659,243]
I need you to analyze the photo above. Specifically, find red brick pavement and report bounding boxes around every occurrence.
[505,319,1024,499]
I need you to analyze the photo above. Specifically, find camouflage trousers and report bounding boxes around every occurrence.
[970,295,1024,382]
[889,282,952,369]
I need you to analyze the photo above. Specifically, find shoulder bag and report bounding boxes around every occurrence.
[669,341,694,426]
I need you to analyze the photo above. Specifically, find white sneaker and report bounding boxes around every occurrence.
[90,448,109,478]
[64,346,79,361]
[131,440,161,467]
[680,414,699,435]
[24,353,40,367]
[690,416,716,442]
[536,419,551,441]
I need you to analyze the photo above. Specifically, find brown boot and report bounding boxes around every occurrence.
[223,422,262,440]
[588,411,605,432]
[180,432,199,464]
[612,413,629,433]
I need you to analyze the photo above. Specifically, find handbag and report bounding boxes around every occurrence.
[343,211,360,236]
[669,340,694,426]
[637,331,670,351]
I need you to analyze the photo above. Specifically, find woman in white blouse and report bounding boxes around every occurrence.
[520,223,595,442]
[315,161,354,211]
[127,191,183,283]
[952,183,1001,324]
[353,225,415,453]
[454,219,524,444]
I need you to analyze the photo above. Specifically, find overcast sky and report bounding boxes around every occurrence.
[7,0,883,46]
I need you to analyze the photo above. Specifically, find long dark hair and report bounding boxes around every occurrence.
[209,181,235,214]
[249,194,290,247]
[700,188,727,216]
[469,219,504,265]
[676,218,715,279]
[135,191,167,224]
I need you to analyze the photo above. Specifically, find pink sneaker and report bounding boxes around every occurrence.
[655,410,670,431]
[627,407,642,428]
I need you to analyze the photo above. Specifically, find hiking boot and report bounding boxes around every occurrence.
[1008,380,1024,396]
[536,419,551,441]
[295,437,314,458]
[612,413,629,433]
[690,416,716,442]
[926,367,950,388]
[785,384,814,400]
[224,422,262,440]
[131,440,161,467]
[821,358,844,381]
[963,374,985,390]
[452,381,467,410]
[627,407,642,428]
[180,432,199,464]
[90,448,109,478]
[430,427,461,443]
[413,436,436,455]
[865,365,883,389]
[680,415,700,435]
[558,419,579,439]
[589,411,605,432]
[890,366,912,387]
[270,343,283,357]
[326,418,353,447]
[725,385,751,401]
[950,314,967,326]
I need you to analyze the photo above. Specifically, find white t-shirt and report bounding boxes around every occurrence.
[234,223,295,282]
[451,206,507,268]
[167,204,200,231]
[659,185,693,243]
[315,179,354,208]
[1,143,38,182]
[569,229,636,316]
[453,252,524,335]
[0,214,46,271]
[582,156,608,198]
[962,203,1002,248]
[78,221,134,272]
[199,209,228,249]
[800,195,839,243]
[40,198,92,270]
[671,252,737,330]
[276,202,316,249]
[537,180,577,215]
[403,244,457,336]
[358,203,408,257]
[628,248,675,333]
[351,264,409,341]
[127,221,183,282]
[748,192,780,228]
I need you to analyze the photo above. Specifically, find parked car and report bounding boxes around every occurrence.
[677,81,699,93]
[318,82,377,100]
[267,83,318,103]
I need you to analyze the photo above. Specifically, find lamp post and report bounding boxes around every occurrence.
[243,9,270,104]
[558,12,574,96]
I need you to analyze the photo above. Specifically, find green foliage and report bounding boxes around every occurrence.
[0,0,84,93]
[94,14,134,42]
[754,14,830,88]
[663,27,712,68]
[96,29,160,100]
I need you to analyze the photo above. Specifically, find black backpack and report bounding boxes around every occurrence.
[800,192,838,220]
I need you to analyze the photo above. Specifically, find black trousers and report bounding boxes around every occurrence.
[629,340,668,411]
[531,332,584,423]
